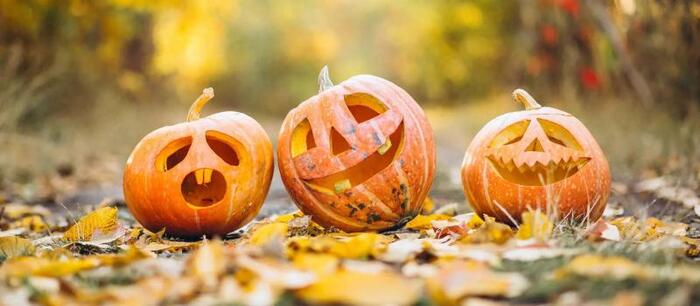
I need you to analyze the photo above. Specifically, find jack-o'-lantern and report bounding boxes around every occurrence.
[461,89,610,223]
[124,88,273,238]
[277,67,436,232]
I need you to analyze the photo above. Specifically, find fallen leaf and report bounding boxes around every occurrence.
[502,246,581,261]
[428,261,528,303]
[297,270,421,306]
[0,236,35,259]
[274,211,304,223]
[553,255,649,280]
[421,197,435,214]
[0,228,26,238]
[287,233,392,259]
[460,215,514,244]
[63,207,119,242]
[1,246,149,278]
[405,214,452,231]
[237,255,316,289]
[603,205,625,218]
[292,253,339,276]
[0,203,51,219]
[10,216,48,232]
[187,240,226,290]
[612,217,687,241]
[516,211,553,241]
[249,222,288,246]
[1,257,99,278]
[585,219,621,241]
[381,238,429,263]
[432,219,468,238]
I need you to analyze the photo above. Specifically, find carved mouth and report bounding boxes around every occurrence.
[487,155,590,186]
[181,168,227,207]
[304,122,404,195]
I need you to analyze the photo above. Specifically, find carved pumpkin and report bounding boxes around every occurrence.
[277,67,436,232]
[461,89,610,223]
[123,88,273,238]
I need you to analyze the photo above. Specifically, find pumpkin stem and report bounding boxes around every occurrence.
[512,89,542,110]
[318,65,334,92]
[187,87,215,122]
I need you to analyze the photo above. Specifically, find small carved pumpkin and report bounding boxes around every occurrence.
[277,67,436,232]
[123,88,273,238]
[461,89,610,223]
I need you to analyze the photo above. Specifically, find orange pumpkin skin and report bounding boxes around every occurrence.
[461,89,610,223]
[124,89,273,238]
[277,68,435,232]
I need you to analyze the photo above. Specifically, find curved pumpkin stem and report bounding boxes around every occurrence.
[512,89,542,110]
[187,87,215,122]
[318,65,334,93]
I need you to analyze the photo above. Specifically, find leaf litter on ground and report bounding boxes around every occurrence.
[0,191,700,305]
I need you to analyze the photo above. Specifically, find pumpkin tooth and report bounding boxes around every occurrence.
[334,179,352,194]
[518,163,529,173]
[505,161,516,172]
[377,139,392,155]
[195,169,205,185]
[203,168,213,184]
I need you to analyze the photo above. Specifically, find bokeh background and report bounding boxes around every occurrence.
[0,0,698,208]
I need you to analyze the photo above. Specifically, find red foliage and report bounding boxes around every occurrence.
[540,25,558,46]
[579,67,601,90]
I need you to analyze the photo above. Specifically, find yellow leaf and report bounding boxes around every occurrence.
[10,216,48,232]
[405,214,452,231]
[516,211,553,241]
[287,233,391,259]
[329,233,390,259]
[274,211,304,223]
[553,255,648,280]
[63,207,119,242]
[292,253,339,277]
[421,197,435,214]
[95,246,151,267]
[428,260,528,303]
[188,240,226,289]
[0,236,35,259]
[297,270,421,306]
[465,213,485,229]
[0,246,150,278]
[461,216,513,245]
[1,257,99,278]
[249,222,288,246]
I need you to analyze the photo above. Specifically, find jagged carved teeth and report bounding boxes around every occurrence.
[487,155,590,184]
[489,155,589,172]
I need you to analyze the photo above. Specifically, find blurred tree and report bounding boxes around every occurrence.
[0,0,696,124]
[513,0,699,114]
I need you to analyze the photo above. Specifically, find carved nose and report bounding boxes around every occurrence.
[525,139,544,152]
[194,168,214,185]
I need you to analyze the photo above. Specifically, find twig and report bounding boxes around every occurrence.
[585,0,654,108]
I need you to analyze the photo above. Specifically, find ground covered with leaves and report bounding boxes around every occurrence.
[1,174,700,306]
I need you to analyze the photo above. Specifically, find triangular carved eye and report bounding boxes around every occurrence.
[489,120,530,148]
[206,131,240,166]
[537,119,583,150]
[156,137,192,172]
[330,127,351,155]
[344,93,388,123]
[291,119,316,158]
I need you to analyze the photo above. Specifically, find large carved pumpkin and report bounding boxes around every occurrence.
[461,89,610,223]
[277,67,436,232]
[124,88,273,238]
